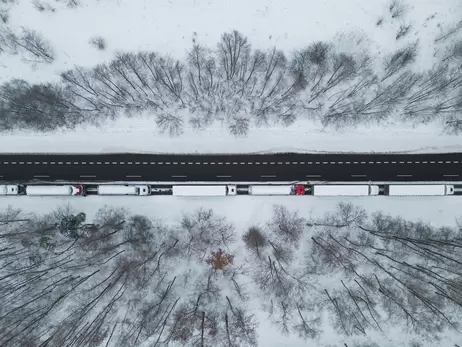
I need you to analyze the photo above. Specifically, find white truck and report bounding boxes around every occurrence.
[97,185,150,196]
[248,185,295,195]
[0,185,20,195]
[172,185,237,196]
[385,184,454,196]
[26,185,83,196]
[312,185,380,196]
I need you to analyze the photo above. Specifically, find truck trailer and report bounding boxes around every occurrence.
[385,184,454,196]
[248,185,294,196]
[25,185,83,196]
[97,185,150,196]
[312,185,380,196]
[172,185,237,196]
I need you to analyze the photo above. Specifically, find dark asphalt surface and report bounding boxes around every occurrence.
[0,153,462,182]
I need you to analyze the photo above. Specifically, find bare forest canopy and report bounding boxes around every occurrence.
[0,202,461,347]
[0,27,461,136]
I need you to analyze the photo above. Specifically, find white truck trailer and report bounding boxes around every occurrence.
[172,185,237,196]
[312,185,380,196]
[385,184,454,196]
[97,185,150,196]
[26,185,83,196]
[0,185,20,195]
[248,185,294,195]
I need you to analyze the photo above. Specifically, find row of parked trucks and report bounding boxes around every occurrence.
[0,184,456,196]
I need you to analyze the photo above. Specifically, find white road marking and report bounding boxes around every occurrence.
[263,162,268,164]
[391,161,396,164]
[261,175,276,178]
[316,162,320,164]
[126,175,141,178]
[27,162,32,164]
[89,162,94,164]
[430,161,435,164]
[240,162,246,164]
[293,162,298,164]
[165,162,170,164]
[218,162,223,164]
[195,162,201,164]
[414,161,419,164]
[34,175,49,178]
[97,162,102,164]
[42,162,47,165]
[172,175,187,178]
[255,162,260,165]
[128,162,133,164]
[446,161,451,164]
[105,162,110,164]
[397,174,412,177]
[270,162,275,164]
[112,162,117,164]
[3,162,8,164]
[36,162,40,164]
[173,162,178,165]
[361,162,366,164]
[422,161,427,164]
[454,161,459,164]
[308,162,313,164]
[203,162,208,165]
[217,175,231,178]
[351,174,367,177]
[383,161,389,164]
[399,161,405,164]
[278,162,283,164]
[135,162,141,164]
[82,162,86,164]
[188,162,193,164]
[120,162,125,164]
[369,161,374,164]
[376,162,381,164]
[233,162,238,164]
[443,174,459,177]
[338,162,343,164]
[143,162,148,165]
[181,162,186,164]
[285,162,290,164]
[19,162,24,164]
[323,162,328,164]
[330,162,335,164]
[306,175,321,177]
[300,162,305,164]
[80,175,96,178]
[211,162,216,165]
[346,162,351,164]
[58,162,63,164]
[353,162,358,164]
[226,162,231,164]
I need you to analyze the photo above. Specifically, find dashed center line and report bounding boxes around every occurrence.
[261,175,276,178]
[172,175,187,178]
[80,175,96,178]
[217,175,232,178]
[397,174,413,177]
[351,174,367,177]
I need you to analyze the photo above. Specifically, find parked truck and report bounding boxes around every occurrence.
[172,185,237,196]
[0,185,20,195]
[385,184,454,196]
[97,185,150,196]
[248,185,305,195]
[26,185,83,196]
[312,185,380,196]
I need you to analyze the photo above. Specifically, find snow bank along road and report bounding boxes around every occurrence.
[1,153,462,182]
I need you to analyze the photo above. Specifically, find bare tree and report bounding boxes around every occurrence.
[267,205,306,244]
[156,112,184,137]
[381,42,418,82]
[89,36,106,51]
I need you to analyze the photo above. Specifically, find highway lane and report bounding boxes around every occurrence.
[0,153,462,182]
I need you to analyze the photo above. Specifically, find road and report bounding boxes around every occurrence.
[0,153,462,182]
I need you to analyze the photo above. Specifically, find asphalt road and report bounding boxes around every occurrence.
[0,153,462,182]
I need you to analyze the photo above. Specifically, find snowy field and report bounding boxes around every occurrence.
[0,0,461,154]
[1,116,462,154]
[0,195,461,347]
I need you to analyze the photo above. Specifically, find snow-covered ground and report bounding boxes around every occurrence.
[1,0,461,154]
[1,116,461,154]
[0,195,460,347]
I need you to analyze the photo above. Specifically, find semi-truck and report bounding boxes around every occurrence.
[385,184,454,196]
[312,185,380,196]
[248,185,305,195]
[97,185,150,196]
[172,185,237,196]
[0,185,20,195]
[25,185,83,196]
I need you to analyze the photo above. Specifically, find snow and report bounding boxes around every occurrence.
[1,116,462,154]
[0,0,461,154]
[0,194,461,346]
